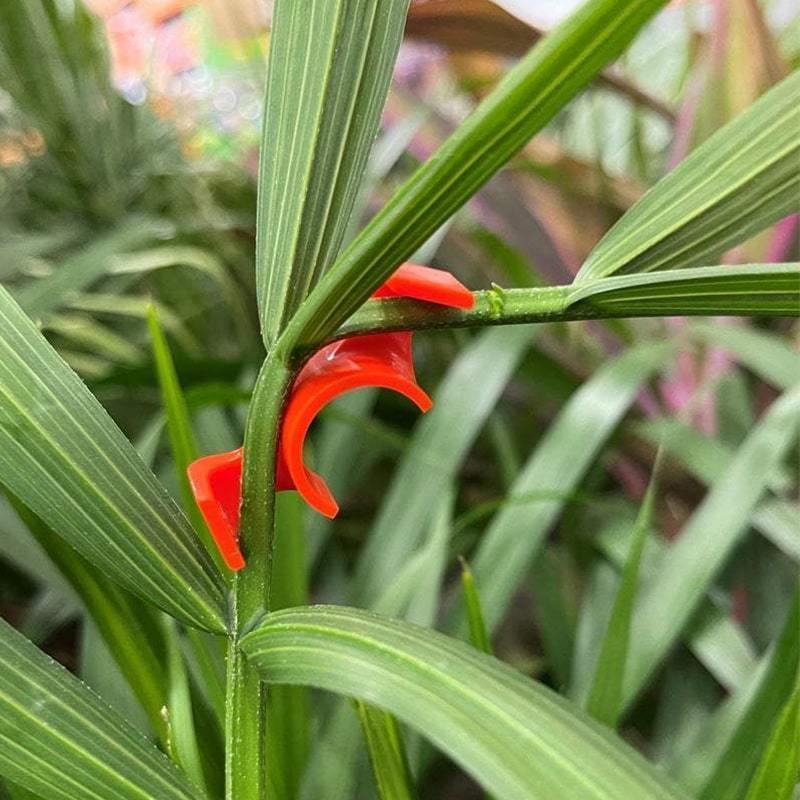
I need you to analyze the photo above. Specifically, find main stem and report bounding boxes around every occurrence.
[226,349,292,800]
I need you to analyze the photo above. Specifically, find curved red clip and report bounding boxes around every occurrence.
[187,263,473,571]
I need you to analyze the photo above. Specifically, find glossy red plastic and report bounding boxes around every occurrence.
[187,263,473,570]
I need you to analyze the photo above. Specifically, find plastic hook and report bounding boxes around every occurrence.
[187,263,473,570]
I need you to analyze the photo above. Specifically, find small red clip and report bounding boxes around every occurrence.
[187,263,474,571]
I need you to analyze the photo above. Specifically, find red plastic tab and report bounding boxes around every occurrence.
[188,263,473,571]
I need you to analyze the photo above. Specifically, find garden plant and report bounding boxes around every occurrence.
[0,0,798,799]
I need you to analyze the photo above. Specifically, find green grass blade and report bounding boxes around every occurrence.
[146,308,228,725]
[567,263,800,317]
[283,0,669,348]
[0,285,226,632]
[147,303,227,574]
[355,327,532,605]
[162,618,208,798]
[462,341,673,633]
[530,547,578,690]
[241,605,688,800]
[266,492,310,800]
[744,663,800,800]
[623,388,800,710]
[355,702,417,800]
[256,0,410,345]
[575,71,800,282]
[459,556,492,655]
[7,497,169,740]
[593,515,758,695]
[699,591,799,800]
[14,223,160,319]
[0,618,200,800]
[585,462,658,727]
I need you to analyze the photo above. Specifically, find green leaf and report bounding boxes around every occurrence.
[14,222,162,319]
[0,617,200,800]
[0,285,226,632]
[585,461,658,727]
[256,0,410,345]
[461,341,673,633]
[242,606,688,800]
[7,497,169,739]
[162,618,208,798]
[699,591,799,800]
[147,303,226,574]
[266,492,310,800]
[745,662,800,800]
[623,388,800,711]
[282,0,669,347]
[566,263,800,317]
[530,547,578,690]
[356,327,532,605]
[459,556,492,655]
[355,702,417,800]
[575,71,800,282]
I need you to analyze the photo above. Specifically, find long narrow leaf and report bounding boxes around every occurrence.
[0,618,200,800]
[699,591,799,800]
[459,556,492,655]
[0,285,226,632]
[355,702,417,800]
[623,388,800,710]
[744,665,800,800]
[566,263,800,317]
[147,304,226,573]
[585,465,658,726]
[8,497,169,739]
[242,606,688,800]
[575,71,800,282]
[462,341,673,633]
[356,327,531,605]
[256,0,410,345]
[283,0,669,347]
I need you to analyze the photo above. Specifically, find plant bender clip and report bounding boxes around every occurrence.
[188,263,474,570]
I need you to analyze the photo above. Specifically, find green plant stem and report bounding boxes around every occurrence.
[226,350,293,800]
[303,264,799,353]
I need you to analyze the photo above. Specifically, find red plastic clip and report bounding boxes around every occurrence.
[187,263,473,571]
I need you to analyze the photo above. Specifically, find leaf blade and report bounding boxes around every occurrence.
[0,285,226,632]
[242,605,688,800]
[623,388,800,710]
[0,618,200,800]
[256,0,410,345]
[355,702,417,800]
[283,0,669,348]
[575,71,800,282]
[461,341,673,634]
[585,463,658,727]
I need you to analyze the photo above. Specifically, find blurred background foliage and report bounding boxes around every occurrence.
[0,1,797,798]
